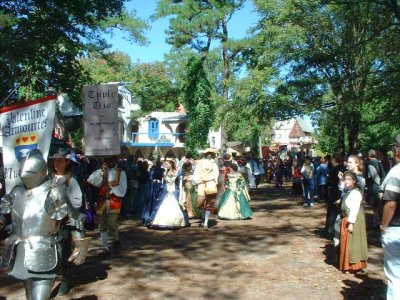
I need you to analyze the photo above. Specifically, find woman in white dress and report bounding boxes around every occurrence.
[147,160,189,229]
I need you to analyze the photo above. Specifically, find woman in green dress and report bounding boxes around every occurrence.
[339,171,368,273]
[217,164,253,220]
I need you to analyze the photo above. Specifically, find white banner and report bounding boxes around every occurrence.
[83,84,120,156]
[0,96,57,193]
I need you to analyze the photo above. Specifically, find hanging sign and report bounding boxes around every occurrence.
[0,95,57,193]
[83,84,120,156]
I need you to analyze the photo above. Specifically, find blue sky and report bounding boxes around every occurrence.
[106,1,315,129]
[107,0,259,63]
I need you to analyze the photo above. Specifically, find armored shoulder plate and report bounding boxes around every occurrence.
[45,185,69,220]
[0,185,25,214]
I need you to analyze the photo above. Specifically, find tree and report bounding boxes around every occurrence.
[154,0,246,102]
[80,52,180,114]
[80,51,134,84]
[128,61,180,112]
[0,0,148,106]
[251,0,400,154]
[182,56,214,153]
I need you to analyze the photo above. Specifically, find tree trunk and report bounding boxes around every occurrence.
[221,18,229,101]
[25,68,32,101]
[347,112,361,154]
[337,122,345,155]
[336,95,346,155]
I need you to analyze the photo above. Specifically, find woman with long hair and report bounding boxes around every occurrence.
[334,155,366,247]
[217,164,252,220]
[338,171,368,273]
[344,155,366,193]
[146,160,189,229]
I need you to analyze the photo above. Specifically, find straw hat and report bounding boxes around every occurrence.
[202,148,219,154]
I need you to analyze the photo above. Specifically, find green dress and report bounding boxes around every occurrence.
[189,186,204,218]
[340,190,368,264]
[217,172,253,220]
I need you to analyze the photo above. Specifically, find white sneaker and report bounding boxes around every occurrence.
[303,203,308,207]
[309,203,314,207]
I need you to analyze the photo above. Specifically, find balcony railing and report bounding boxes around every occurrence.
[131,132,185,144]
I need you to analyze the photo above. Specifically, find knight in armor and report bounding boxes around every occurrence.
[87,156,127,255]
[0,149,90,300]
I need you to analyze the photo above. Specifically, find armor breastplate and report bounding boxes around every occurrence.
[11,180,61,240]
[5,179,69,272]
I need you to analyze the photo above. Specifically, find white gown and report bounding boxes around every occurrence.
[148,173,187,229]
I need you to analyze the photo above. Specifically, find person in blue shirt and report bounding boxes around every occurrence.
[301,157,315,207]
[317,156,328,202]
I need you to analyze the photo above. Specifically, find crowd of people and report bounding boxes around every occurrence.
[73,148,255,233]
[1,136,400,300]
[263,141,399,300]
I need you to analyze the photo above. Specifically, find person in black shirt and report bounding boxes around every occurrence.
[324,155,345,239]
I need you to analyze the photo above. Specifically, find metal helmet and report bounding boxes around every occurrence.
[20,149,48,189]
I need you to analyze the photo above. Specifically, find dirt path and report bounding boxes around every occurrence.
[0,182,387,300]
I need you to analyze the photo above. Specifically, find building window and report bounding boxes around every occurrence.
[148,119,159,139]
[211,137,216,147]
[118,94,123,107]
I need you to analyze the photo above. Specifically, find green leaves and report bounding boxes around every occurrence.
[251,0,400,154]
[0,0,147,105]
[182,56,214,153]
[80,52,179,113]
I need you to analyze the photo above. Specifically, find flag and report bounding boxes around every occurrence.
[0,96,56,193]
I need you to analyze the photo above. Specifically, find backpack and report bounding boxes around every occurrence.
[370,160,386,184]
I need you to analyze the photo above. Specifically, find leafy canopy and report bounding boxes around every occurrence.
[0,0,148,105]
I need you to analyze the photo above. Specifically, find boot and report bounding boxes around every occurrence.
[56,277,70,296]
[100,231,110,256]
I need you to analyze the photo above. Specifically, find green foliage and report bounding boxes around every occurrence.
[80,53,179,113]
[70,128,84,151]
[154,0,248,125]
[182,56,214,153]
[0,0,147,106]
[128,62,180,112]
[80,51,133,84]
[252,0,400,154]
[154,0,245,52]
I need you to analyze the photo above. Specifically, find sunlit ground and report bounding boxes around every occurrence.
[0,182,386,300]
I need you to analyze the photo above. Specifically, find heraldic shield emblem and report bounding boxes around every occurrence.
[14,134,38,162]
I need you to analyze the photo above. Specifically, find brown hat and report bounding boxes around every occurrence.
[223,153,232,161]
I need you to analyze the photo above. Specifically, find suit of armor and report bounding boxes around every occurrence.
[0,149,89,300]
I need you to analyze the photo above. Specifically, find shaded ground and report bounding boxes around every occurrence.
[0,182,387,300]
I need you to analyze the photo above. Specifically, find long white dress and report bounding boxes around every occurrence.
[147,173,188,229]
